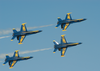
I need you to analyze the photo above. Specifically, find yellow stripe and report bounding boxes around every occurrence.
[31,30,39,32]
[11,61,16,67]
[22,23,26,31]
[15,53,18,57]
[64,23,69,30]
[68,43,79,45]
[15,50,19,57]
[67,14,71,19]
[23,57,30,58]
[62,48,66,55]
[9,67,13,69]
[61,34,66,43]
[20,36,25,43]
[61,55,65,57]
[76,19,83,20]
[62,36,66,43]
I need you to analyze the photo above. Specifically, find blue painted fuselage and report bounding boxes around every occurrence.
[54,43,82,49]
[13,30,42,36]
[5,56,33,62]
[57,19,86,25]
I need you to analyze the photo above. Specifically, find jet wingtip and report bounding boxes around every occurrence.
[3,64,5,65]
[61,34,65,37]
[53,52,55,53]
[11,39,13,41]
[15,50,19,52]
[22,23,26,25]
[67,12,72,14]
[18,43,23,45]
[9,67,13,69]
[58,17,60,19]
[61,55,65,57]
[13,28,15,30]
[53,40,55,42]
[62,30,67,31]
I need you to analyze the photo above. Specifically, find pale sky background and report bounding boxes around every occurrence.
[0,0,100,71]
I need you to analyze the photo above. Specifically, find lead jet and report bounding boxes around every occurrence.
[55,12,86,31]
[11,23,42,44]
[3,50,33,69]
[53,35,82,57]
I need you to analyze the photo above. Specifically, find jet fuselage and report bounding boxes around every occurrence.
[13,30,42,36]
[5,56,33,62]
[57,19,86,24]
[55,43,82,49]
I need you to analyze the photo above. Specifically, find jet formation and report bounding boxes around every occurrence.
[53,34,82,57]
[55,12,86,31]
[11,23,42,44]
[3,50,33,69]
[2,12,86,68]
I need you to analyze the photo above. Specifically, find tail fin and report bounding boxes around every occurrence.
[58,17,62,21]
[53,48,57,53]
[53,40,59,45]
[65,12,72,20]
[6,54,9,58]
[13,28,17,33]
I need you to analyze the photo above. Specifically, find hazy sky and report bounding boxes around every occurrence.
[0,0,100,71]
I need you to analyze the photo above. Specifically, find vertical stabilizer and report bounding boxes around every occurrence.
[53,40,59,45]
[13,28,17,33]
[58,17,62,21]
[6,54,9,58]
[65,12,72,20]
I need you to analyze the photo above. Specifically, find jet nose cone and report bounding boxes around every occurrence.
[30,57,33,59]
[83,18,87,20]
[79,42,82,44]
[39,30,42,32]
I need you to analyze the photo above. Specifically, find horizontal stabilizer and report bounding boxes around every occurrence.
[11,36,16,41]
[3,60,8,65]
[55,23,61,28]
[53,48,57,53]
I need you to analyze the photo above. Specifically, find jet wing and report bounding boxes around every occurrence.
[61,35,67,44]
[61,48,67,57]
[18,35,26,44]
[13,50,19,57]
[9,61,17,69]
[62,23,70,31]
[20,23,27,32]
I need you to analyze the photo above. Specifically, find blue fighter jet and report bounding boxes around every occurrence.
[11,23,42,44]
[3,50,33,69]
[55,12,86,31]
[53,34,82,57]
